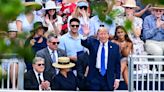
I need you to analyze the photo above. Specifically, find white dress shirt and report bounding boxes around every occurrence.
[33,69,44,84]
[96,41,108,70]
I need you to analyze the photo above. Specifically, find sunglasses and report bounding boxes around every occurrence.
[37,64,45,66]
[100,24,104,27]
[155,9,163,13]
[125,7,133,9]
[79,6,88,10]
[48,9,56,11]
[71,25,79,28]
[51,42,60,45]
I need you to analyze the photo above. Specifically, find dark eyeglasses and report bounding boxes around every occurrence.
[48,9,56,11]
[100,24,104,27]
[37,64,45,66]
[79,6,88,10]
[71,25,79,28]
[155,9,163,13]
[51,42,60,45]
[125,7,133,9]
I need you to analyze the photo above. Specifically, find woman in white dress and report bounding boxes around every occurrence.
[43,0,63,36]
[16,1,42,35]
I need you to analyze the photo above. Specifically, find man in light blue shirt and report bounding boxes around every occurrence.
[143,5,164,56]
[59,18,85,62]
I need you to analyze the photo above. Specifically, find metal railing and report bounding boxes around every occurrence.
[128,55,164,92]
[0,54,26,90]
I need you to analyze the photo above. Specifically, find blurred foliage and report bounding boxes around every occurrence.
[141,0,164,6]
[0,0,24,31]
[90,0,164,32]
[90,0,115,25]
[0,0,34,62]
[124,19,133,32]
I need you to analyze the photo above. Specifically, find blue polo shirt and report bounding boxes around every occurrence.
[58,32,84,56]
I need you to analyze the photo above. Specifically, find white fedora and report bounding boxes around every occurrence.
[52,57,75,69]
[44,0,61,10]
[122,0,137,8]
[8,22,18,32]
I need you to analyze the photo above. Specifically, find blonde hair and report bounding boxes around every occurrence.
[72,0,90,18]
[97,27,108,33]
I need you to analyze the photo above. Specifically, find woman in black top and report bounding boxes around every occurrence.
[52,57,78,90]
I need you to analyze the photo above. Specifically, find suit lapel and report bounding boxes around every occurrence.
[95,41,100,55]
[31,70,40,85]
[107,41,112,66]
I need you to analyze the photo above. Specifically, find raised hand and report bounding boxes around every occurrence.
[82,24,90,36]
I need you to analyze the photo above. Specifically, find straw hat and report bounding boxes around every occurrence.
[44,0,61,10]
[122,0,137,8]
[151,4,164,10]
[23,2,42,10]
[52,57,75,69]
[31,22,48,33]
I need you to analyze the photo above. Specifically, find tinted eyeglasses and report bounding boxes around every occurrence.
[48,9,56,11]
[71,25,79,28]
[51,42,60,45]
[155,9,163,13]
[79,6,88,10]
[37,64,45,66]
[125,7,133,9]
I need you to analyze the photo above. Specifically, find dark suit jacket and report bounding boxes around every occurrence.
[53,71,78,90]
[24,70,55,90]
[81,37,121,90]
[76,52,89,90]
[36,47,66,75]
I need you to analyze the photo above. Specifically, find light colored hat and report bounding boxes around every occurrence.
[151,4,164,10]
[52,57,75,69]
[44,0,61,10]
[122,0,137,8]
[8,22,18,32]
[77,1,89,7]
[23,2,42,10]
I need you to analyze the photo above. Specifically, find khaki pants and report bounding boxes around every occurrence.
[145,40,164,71]
[145,40,164,56]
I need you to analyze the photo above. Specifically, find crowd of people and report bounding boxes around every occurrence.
[2,0,164,91]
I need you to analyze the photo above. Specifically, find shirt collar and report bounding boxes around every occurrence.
[152,15,164,21]
[100,41,108,46]
[33,69,43,77]
[48,47,53,53]
[68,32,81,40]
[47,47,56,54]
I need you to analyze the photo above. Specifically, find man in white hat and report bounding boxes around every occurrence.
[143,4,164,63]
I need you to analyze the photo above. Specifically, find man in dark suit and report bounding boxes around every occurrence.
[76,51,89,90]
[36,34,66,75]
[81,26,121,91]
[24,57,54,90]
